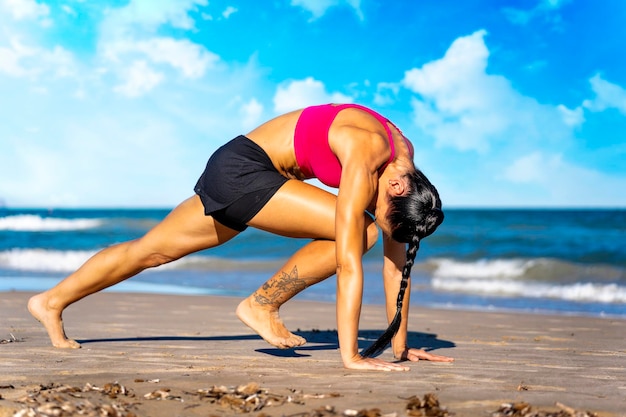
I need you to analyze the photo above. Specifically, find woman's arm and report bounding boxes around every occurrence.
[333,126,410,371]
[383,234,455,363]
[382,234,411,357]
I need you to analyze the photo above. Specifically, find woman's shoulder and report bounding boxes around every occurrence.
[330,123,393,170]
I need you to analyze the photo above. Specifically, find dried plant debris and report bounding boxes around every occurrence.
[187,382,308,412]
[491,402,599,417]
[343,409,397,417]
[1,333,24,344]
[285,393,595,417]
[282,405,339,417]
[133,379,159,384]
[13,382,138,417]
[405,393,449,417]
[282,406,397,417]
[9,381,601,417]
[143,388,182,402]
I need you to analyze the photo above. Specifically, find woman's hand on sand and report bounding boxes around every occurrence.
[398,348,454,363]
[343,356,410,372]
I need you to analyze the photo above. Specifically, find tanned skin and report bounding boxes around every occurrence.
[29,106,454,371]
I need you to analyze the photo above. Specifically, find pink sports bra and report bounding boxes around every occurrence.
[294,103,413,188]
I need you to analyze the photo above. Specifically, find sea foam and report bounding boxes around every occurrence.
[0,215,102,231]
[431,258,626,303]
[0,249,96,272]
[0,249,281,273]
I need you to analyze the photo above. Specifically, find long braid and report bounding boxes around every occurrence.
[360,166,444,358]
[361,232,420,358]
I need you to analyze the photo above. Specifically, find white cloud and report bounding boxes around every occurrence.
[113,60,164,97]
[273,77,353,113]
[544,0,570,7]
[240,98,264,129]
[61,4,77,17]
[502,0,571,27]
[0,38,75,78]
[402,30,573,153]
[0,0,271,207]
[503,151,626,206]
[96,1,220,97]
[557,104,584,127]
[0,50,271,206]
[0,39,32,77]
[222,6,238,19]
[103,37,218,79]
[291,0,363,20]
[3,0,215,99]
[373,82,400,106]
[1,0,50,22]
[0,103,196,207]
[101,0,208,33]
[583,74,626,115]
[504,151,555,183]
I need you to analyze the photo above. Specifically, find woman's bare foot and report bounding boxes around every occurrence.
[236,296,306,349]
[27,293,81,349]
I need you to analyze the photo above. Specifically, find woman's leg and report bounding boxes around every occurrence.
[236,180,378,348]
[28,196,240,348]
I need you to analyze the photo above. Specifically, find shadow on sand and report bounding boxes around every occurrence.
[77,328,455,359]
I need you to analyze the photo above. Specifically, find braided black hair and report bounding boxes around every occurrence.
[361,169,444,358]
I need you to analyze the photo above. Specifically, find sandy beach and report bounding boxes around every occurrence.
[1,291,625,416]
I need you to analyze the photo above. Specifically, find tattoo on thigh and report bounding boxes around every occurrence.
[254,266,306,306]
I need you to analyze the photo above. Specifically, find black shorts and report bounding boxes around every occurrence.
[194,135,289,231]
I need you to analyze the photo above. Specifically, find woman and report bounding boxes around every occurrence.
[28,103,454,371]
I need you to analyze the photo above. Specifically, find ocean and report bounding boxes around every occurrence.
[1,208,625,318]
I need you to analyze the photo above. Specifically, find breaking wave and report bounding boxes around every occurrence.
[0,249,282,273]
[0,215,102,231]
[430,258,626,304]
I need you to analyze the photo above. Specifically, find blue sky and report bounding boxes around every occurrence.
[1,0,625,208]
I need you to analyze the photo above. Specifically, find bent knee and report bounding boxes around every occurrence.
[128,241,177,269]
[142,252,176,268]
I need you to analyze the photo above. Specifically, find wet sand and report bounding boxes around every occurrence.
[1,291,625,416]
